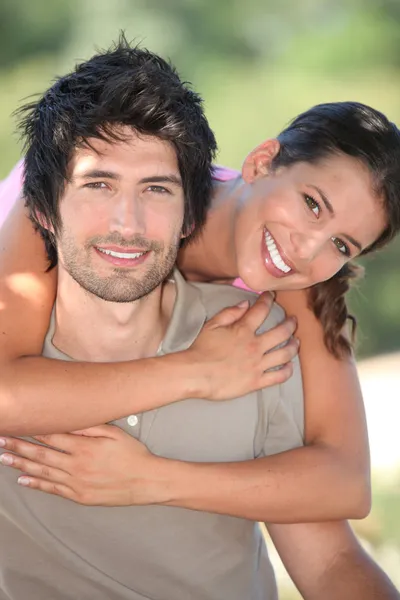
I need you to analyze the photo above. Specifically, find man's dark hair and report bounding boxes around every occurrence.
[273,101,400,357]
[17,35,217,267]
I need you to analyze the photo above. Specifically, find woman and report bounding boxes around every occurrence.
[1,101,400,522]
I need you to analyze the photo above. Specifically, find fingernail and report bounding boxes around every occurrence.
[0,438,5,447]
[295,337,300,347]
[262,292,273,302]
[18,477,31,486]
[237,300,249,308]
[0,454,13,466]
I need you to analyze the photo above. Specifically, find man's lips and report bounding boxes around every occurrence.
[96,245,148,254]
[94,246,150,267]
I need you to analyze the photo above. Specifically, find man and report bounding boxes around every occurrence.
[0,38,398,600]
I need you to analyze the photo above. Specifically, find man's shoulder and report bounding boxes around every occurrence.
[191,281,286,329]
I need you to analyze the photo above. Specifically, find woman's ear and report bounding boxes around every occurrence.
[241,138,280,183]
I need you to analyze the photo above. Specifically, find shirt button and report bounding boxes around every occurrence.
[127,415,138,427]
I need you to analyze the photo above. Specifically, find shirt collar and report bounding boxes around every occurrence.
[43,268,207,360]
[159,268,207,355]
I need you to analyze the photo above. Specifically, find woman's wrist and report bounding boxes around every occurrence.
[150,350,209,402]
[131,454,186,506]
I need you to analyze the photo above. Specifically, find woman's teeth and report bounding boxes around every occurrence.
[98,248,145,259]
[264,230,291,274]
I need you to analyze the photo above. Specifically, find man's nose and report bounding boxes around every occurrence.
[109,193,146,237]
[290,231,325,263]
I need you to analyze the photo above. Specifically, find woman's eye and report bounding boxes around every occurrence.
[331,237,350,257]
[304,194,320,217]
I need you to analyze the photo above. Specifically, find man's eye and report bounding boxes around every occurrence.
[303,194,320,217]
[146,185,169,194]
[85,182,108,189]
[331,237,350,257]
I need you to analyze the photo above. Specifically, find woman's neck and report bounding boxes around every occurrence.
[178,177,244,282]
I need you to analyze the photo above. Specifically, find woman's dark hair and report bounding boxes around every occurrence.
[272,101,400,357]
[17,35,217,267]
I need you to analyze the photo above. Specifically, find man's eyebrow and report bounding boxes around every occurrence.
[139,175,182,186]
[74,171,182,187]
[308,184,334,216]
[74,169,121,181]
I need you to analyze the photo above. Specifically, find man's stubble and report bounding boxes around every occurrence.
[57,230,181,303]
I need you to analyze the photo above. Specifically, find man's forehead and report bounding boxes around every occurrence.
[69,131,180,177]
[75,129,177,158]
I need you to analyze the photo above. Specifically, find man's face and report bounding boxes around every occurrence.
[53,128,185,302]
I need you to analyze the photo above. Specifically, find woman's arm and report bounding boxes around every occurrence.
[267,521,399,600]
[0,289,371,521]
[0,195,296,435]
[275,288,370,514]
[162,289,370,521]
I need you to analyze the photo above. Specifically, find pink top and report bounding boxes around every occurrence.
[212,164,241,182]
[0,160,252,291]
[0,160,24,228]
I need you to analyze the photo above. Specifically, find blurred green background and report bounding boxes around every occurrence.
[0,1,399,597]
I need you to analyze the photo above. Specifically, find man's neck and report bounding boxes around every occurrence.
[52,269,176,362]
[177,178,242,283]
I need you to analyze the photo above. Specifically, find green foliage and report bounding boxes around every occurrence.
[0,0,76,69]
[373,485,400,550]
[350,239,400,357]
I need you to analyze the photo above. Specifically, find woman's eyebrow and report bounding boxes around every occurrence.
[308,184,334,215]
[342,233,362,252]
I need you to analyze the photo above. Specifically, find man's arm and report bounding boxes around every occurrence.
[267,520,399,600]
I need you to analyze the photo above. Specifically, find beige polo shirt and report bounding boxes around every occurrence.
[0,270,304,600]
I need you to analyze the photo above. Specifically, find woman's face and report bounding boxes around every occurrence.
[234,151,387,292]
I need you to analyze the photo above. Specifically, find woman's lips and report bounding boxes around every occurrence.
[261,228,295,278]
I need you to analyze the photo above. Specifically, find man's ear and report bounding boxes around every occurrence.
[34,210,54,234]
[180,221,195,241]
[241,138,280,183]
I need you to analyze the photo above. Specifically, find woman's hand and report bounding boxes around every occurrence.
[186,292,299,401]
[0,426,170,506]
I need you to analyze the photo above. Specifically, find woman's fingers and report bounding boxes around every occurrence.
[0,452,68,483]
[238,292,274,331]
[260,362,294,387]
[259,317,298,354]
[262,338,299,371]
[16,476,76,501]
[205,300,251,328]
[70,425,121,438]
[0,437,70,471]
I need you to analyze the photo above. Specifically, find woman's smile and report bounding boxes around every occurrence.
[262,227,294,277]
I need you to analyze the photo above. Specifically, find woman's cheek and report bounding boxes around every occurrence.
[272,198,302,225]
[312,254,345,283]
